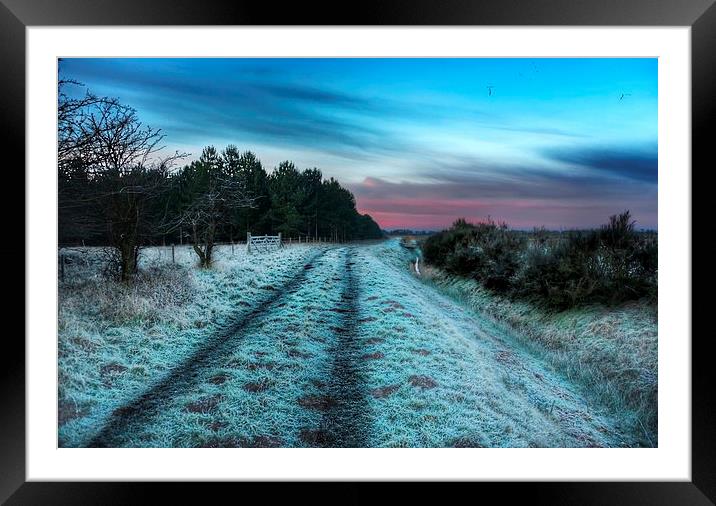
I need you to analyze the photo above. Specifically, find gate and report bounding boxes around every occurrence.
[247,232,282,253]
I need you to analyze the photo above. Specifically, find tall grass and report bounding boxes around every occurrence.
[418,264,658,444]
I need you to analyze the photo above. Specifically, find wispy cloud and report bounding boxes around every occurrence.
[61,57,658,229]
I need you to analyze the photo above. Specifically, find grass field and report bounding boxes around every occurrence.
[58,243,318,447]
[414,262,657,445]
[58,239,653,447]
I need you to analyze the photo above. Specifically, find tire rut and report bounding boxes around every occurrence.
[311,248,370,447]
[87,248,329,447]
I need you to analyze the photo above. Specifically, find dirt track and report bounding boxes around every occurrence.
[86,242,635,448]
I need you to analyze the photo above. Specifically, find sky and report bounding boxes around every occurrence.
[60,58,658,230]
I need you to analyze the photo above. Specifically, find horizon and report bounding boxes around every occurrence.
[60,57,658,230]
[381,223,658,233]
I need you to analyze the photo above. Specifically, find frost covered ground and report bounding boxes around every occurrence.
[58,244,319,447]
[418,263,658,446]
[59,239,646,447]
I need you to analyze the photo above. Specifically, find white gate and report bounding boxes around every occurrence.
[247,232,282,253]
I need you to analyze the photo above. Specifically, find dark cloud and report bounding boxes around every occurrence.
[393,152,650,199]
[544,145,657,182]
[138,94,397,161]
[353,143,658,201]
[70,62,419,160]
[352,167,656,203]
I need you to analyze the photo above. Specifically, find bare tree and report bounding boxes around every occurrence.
[58,78,185,281]
[58,79,114,244]
[170,147,255,268]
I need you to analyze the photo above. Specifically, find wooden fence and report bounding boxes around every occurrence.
[247,232,282,254]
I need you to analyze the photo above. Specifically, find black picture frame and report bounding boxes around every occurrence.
[2,0,713,503]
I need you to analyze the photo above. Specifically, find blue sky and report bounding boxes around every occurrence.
[60,58,658,230]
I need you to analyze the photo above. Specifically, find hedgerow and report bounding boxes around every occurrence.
[422,211,656,310]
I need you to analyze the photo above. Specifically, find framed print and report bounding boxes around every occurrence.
[3,0,714,503]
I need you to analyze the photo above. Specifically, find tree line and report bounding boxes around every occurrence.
[58,79,382,281]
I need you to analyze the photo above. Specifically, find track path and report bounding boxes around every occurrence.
[87,241,635,448]
[87,248,330,447]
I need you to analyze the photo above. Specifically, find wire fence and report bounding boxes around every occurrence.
[57,236,345,282]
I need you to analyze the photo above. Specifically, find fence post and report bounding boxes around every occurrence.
[172,244,175,264]
[231,242,234,255]
[60,253,65,282]
[278,232,282,247]
[247,232,252,254]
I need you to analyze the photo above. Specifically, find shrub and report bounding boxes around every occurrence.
[424,218,526,292]
[469,222,525,291]
[594,211,657,304]
[422,218,474,267]
[423,211,657,310]
[517,231,601,309]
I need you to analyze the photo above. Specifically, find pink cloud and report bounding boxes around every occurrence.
[351,176,657,230]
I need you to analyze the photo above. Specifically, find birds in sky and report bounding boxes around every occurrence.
[485,66,634,102]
